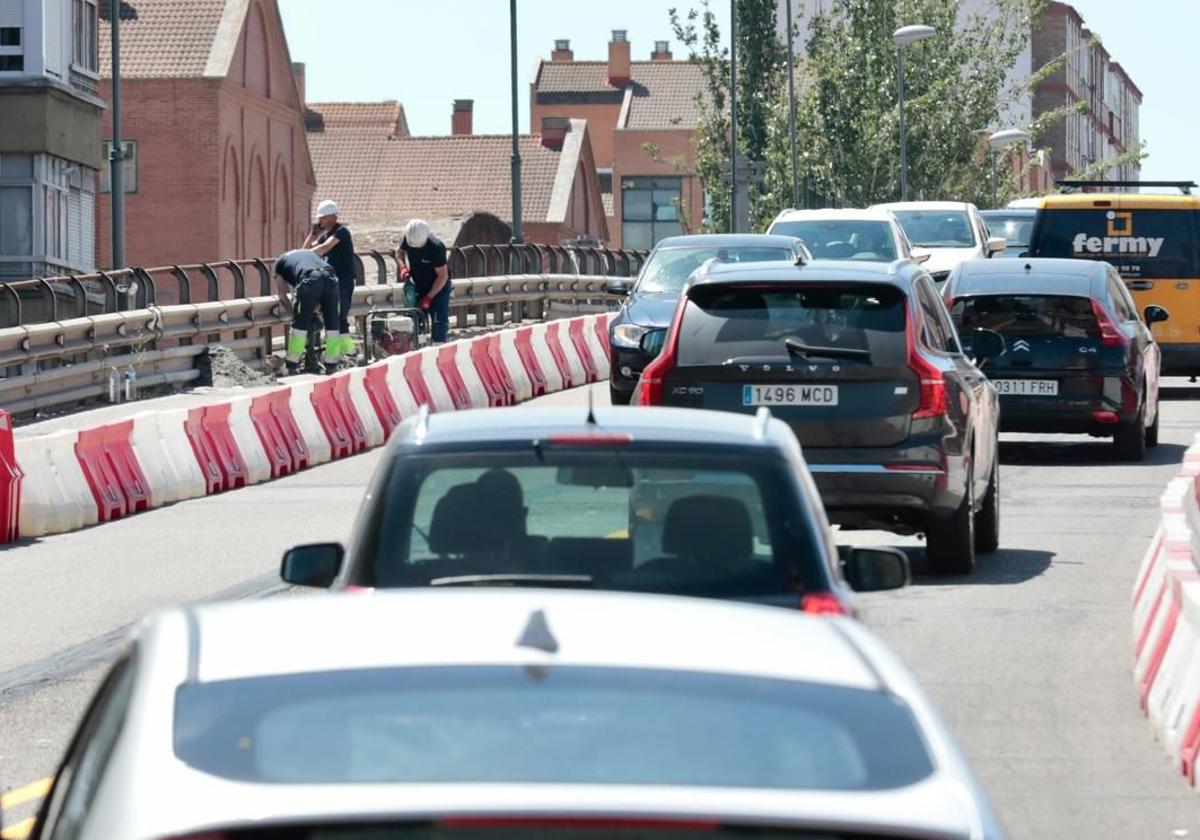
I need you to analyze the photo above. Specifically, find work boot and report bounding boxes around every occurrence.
[284,361,300,376]
[323,361,340,376]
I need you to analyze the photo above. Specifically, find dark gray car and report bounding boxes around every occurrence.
[632,257,1004,576]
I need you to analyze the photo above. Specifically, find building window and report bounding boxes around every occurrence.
[100,140,138,194]
[596,167,613,195]
[0,26,21,72]
[621,176,683,250]
[72,0,98,73]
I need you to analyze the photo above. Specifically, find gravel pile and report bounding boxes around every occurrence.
[196,345,276,388]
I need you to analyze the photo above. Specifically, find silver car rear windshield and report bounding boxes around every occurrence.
[174,666,934,790]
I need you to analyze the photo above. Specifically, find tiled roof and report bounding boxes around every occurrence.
[99,0,231,78]
[307,130,562,229]
[535,60,707,130]
[305,102,409,138]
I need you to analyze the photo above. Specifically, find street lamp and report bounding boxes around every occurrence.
[893,24,935,202]
[988,128,1032,208]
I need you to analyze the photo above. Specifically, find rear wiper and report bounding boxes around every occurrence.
[784,337,871,361]
[429,574,595,589]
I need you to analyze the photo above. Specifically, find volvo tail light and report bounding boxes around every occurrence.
[1091,299,1127,348]
[906,308,948,419]
[636,297,686,406]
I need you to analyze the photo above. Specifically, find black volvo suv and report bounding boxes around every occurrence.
[632,256,1003,575]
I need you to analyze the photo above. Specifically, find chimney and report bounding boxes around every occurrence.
[291,61,306,103]
[452,99,474,136]
[651,40,672,61]
[541,116,570,151]
[551,38,573,61]
[608,29,631,86]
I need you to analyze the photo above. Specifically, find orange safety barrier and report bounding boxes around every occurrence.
[543,322,576,389]
[75,427,129,521]
[0,410,21,541]
[436,345,475,411]
[513,326,548,397]
[269,388,311,472]
[310,379,356,460]
[470,334,515,406]
[403,353,436,410]
[185,407,226,494]
[201,403,250,490]
[250,391,295,478]
[568,318,600,383]
[331,374,369,454]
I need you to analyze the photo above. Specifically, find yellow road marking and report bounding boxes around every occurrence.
[0,778,50,810]
[1,816,35,840]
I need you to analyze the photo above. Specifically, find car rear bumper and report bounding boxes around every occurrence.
[997,392,1134,434]
[807,462,963,531]
[1159,343,1200,376]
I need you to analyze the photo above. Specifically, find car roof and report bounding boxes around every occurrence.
[953,257,1100,296]
[651,234,803,249]
[872,201,973,212]
[980,208,1036,218]
[690,259,918,289]
[772,208,899,223]
[387,405,800,451]
[169,589,883,690]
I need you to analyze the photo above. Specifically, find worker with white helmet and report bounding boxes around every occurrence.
[304,199,355,364]
[395,219,452,343]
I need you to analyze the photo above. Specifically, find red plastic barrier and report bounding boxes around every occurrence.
[269,388,310,471]
[543,322,576,388]
[1183,700,1200,784]
[76,427,128,521]
[404,353,436,409]
[513,326,548,397]
[568,318,600,383]
[250,392,295,478]
[363,364,403,436]
[185,408,226,494]
[311,379,356,460]
[436,345,474,410]
[332,375,369,453]
[471,335,515,406]
[0,410,21,542]
[201,403,249,490]
[101,421,152,513]
[593,314,610,355]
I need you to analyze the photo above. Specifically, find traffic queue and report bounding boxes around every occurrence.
[15,184,1197,840]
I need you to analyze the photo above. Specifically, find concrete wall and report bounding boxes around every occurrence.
[0,83,103,168]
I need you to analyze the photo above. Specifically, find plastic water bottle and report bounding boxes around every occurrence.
[123,368,137,401]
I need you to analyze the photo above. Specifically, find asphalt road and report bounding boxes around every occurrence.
[2,382,1200,837]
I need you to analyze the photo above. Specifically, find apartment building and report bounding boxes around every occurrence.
[0,0,104,281]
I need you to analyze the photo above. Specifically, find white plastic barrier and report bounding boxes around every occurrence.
[342,369,386,448]
[129,411,181,507]
[584,313,612,379]
[416,347,457,413]
[448,341,492,410]
[287,381,333,465]
[156,409,208,502]
[554,319,590,388]
[227,396,273,484]
[526,323,566,393]
[497,329,534,403]
[381,356,421,419]
[15,431,98,536]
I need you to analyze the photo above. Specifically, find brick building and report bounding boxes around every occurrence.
[304,99,608,251]
[531,32,707,249]
[97,0,315,275]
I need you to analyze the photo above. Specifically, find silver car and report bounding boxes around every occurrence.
[28,589,1006,840]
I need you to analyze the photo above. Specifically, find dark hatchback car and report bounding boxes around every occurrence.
[631,258,1004,575]
[980,208,1036,258]
[606,234,807,405]
[943,258,1167,460]
[280,406,910,615]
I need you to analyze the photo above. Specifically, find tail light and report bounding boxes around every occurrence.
[636,298,686,406]
[906,308,948,419]
[1091,299,1127,348]
[801,591,853,616]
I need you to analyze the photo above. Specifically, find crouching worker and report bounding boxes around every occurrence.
[273,248,341,375]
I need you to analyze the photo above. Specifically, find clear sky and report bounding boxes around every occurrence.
[279,0,1199,186]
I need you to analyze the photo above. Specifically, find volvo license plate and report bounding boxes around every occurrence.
[742,384,839,406]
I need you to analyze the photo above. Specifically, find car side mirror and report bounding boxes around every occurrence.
[971,327,1006,360]
[985,236,1007,257]
[842,546,911,592]
[281,542,344,588]
[605,278,632,296]
[640,329,668,356]
[1144,304,1170,325]
[910,247,932,265]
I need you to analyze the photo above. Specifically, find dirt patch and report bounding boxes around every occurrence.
[196,345,276,388]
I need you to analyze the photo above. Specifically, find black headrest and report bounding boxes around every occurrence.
[662,495,753,560]
[428,473,526,556]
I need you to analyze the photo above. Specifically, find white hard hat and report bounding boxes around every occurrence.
[315,199,339,219]
[405,218,432,248]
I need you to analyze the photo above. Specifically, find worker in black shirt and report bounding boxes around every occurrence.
[396,218,452,343]
[304,199,354,365]
[273,248,340,375]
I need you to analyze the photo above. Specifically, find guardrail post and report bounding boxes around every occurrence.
[170,265,192,305]
[224,260,245,298]
[365,251,387,285]
[197,264,220,303]
[249,259,272,296]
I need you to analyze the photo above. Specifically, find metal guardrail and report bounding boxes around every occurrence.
[0,245,646,328]
[0,274,623,418]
